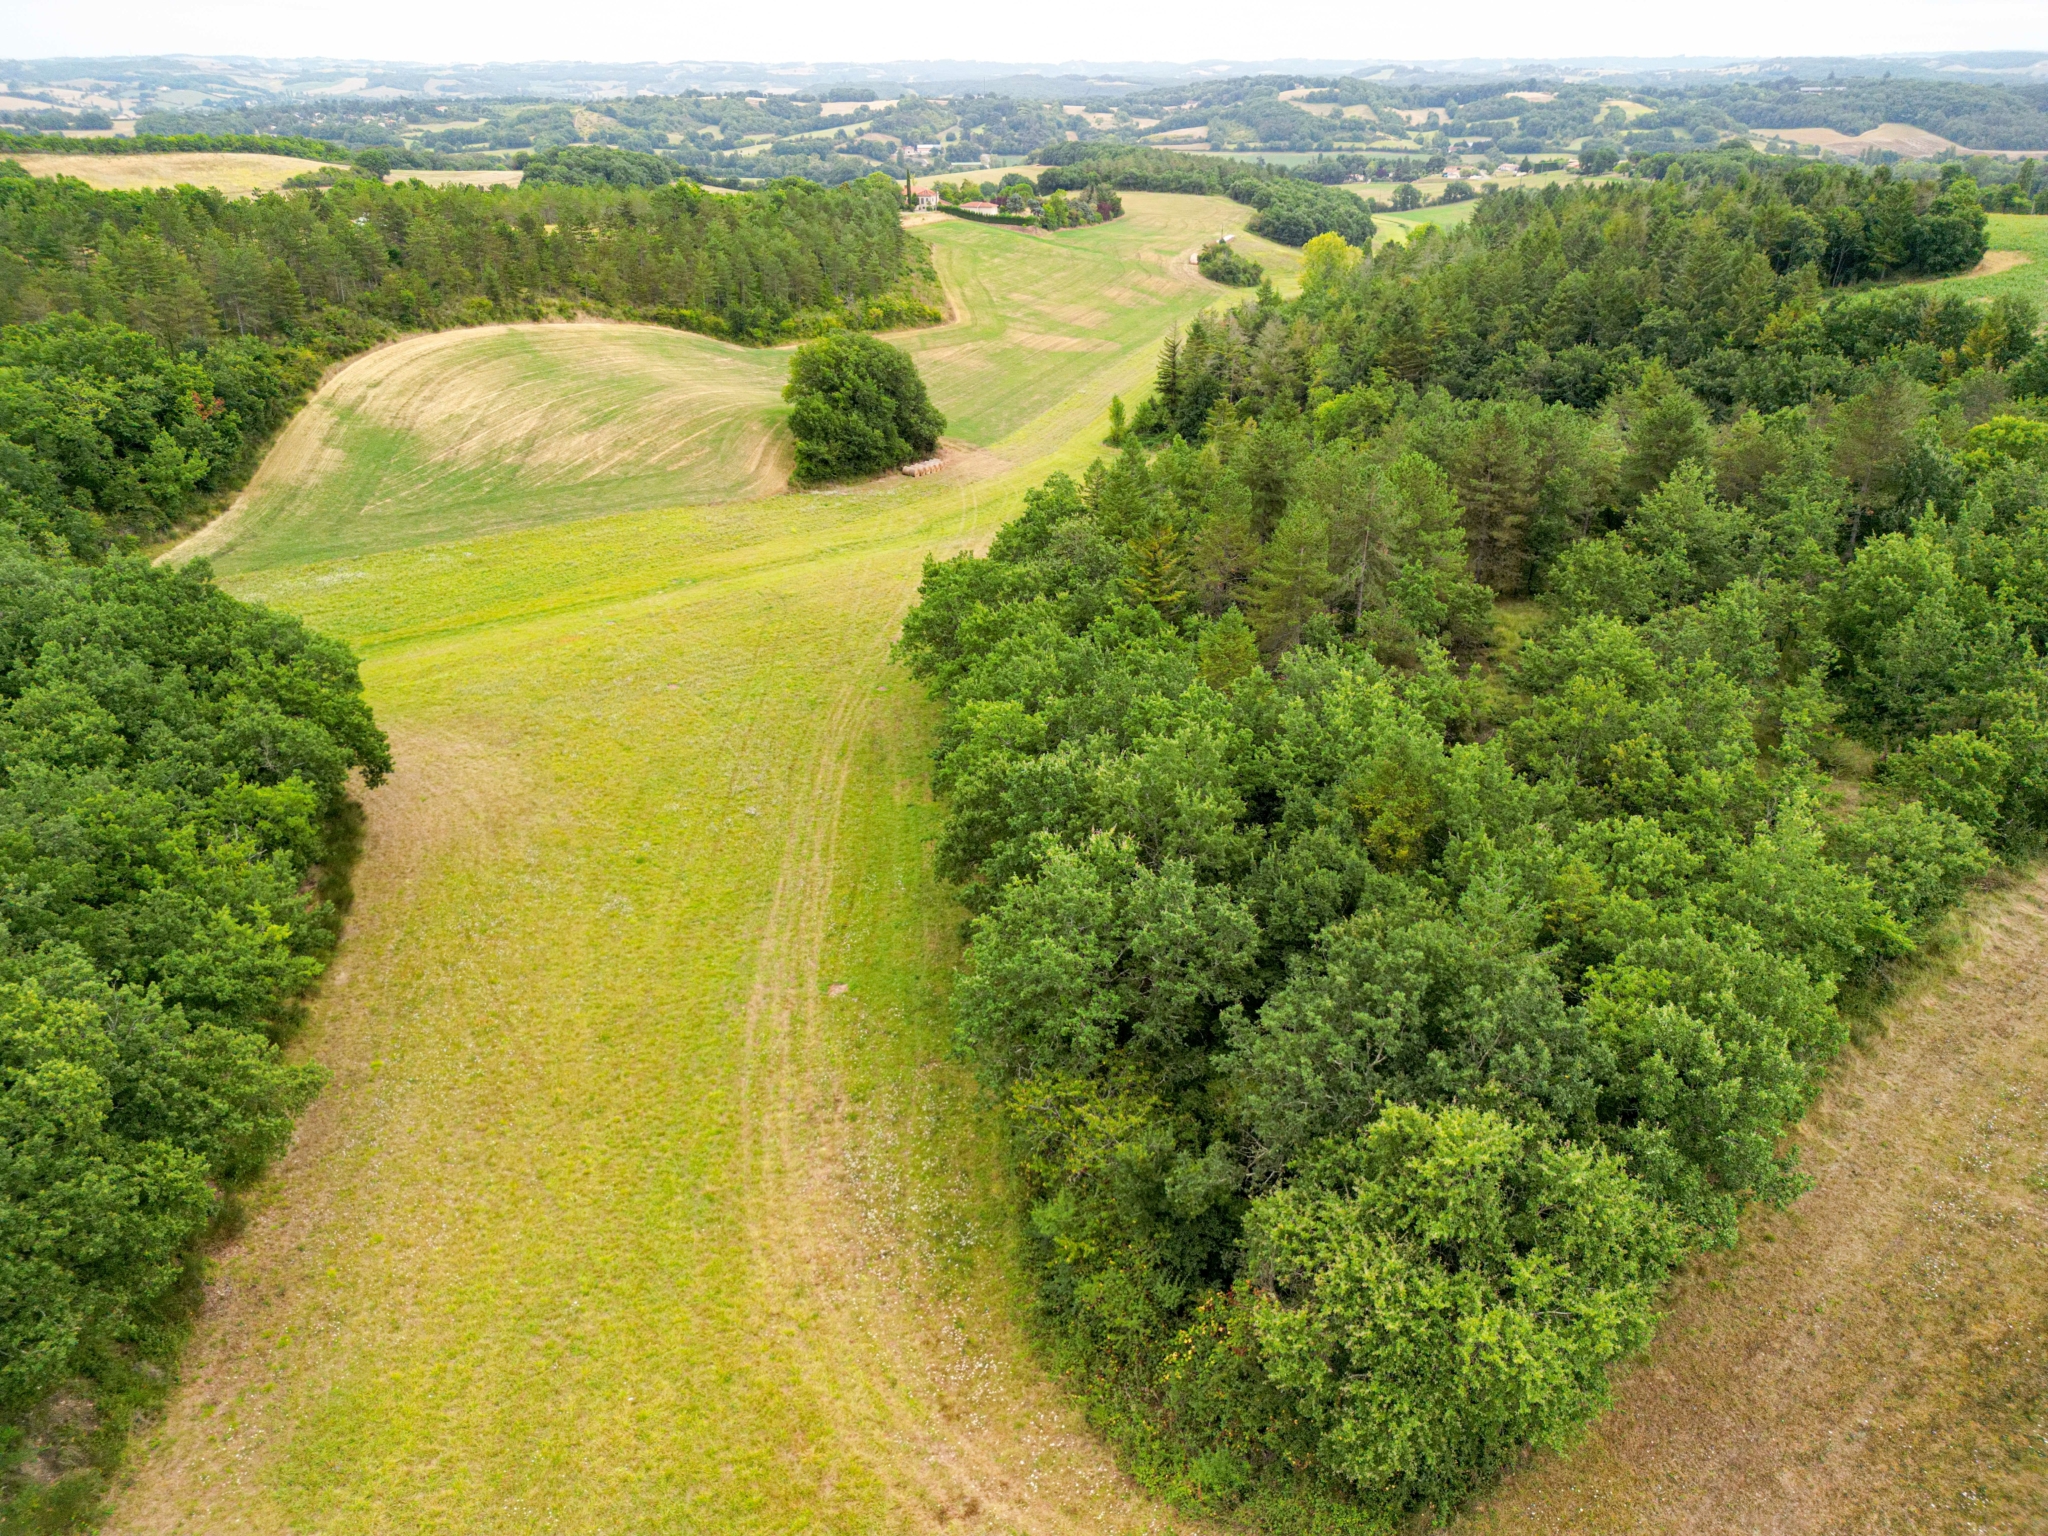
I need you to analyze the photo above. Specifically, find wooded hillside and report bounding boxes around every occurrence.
[0,163,937,349]
[898,164,2047,1530]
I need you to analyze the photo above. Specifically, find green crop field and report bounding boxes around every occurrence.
[112,192,1265,1536]
[1367,200,1482,244]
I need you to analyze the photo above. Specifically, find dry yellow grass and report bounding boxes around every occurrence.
[1459,875,2048,1536]
[109,193,1273,1536]
[384,167,523,189]
[172,322,792,573]
[1970,250,2033,278]
[1763,123,1963,159]
[10,153,346,195]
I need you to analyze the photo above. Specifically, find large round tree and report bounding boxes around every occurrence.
[784,332,945,485]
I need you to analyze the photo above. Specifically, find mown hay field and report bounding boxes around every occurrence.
[1932,211,2048,311]
[9,152,347,195]
[115,193,1265,1536]
[186,323,795,575]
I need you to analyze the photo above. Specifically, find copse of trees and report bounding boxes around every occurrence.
[896,173,2048,1527]
[0,162,939,350]
[784,332,944,484]
[515,144,681,188]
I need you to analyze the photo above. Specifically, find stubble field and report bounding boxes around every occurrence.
[9,152,349,195]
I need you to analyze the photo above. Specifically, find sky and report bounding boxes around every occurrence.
[9,0,2048,67]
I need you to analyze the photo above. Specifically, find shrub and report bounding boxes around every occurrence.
[783,332,944,484]
[1196,241,1263,287]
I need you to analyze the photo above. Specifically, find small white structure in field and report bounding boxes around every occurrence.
[900,456,945,477]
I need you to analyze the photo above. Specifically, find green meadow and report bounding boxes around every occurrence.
[113,192,1261,1536]
[1931,209,2048,310]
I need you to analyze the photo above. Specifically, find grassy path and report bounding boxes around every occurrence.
[113,194,1256,1535]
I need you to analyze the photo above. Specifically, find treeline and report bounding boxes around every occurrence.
[0,130,349,163]
[0,314,393,1522]
[0,314,318,553]
[897,174,2048,1528]
[1140,170,2001,460]
[1032,144,1375,248]
[0,162,938,355]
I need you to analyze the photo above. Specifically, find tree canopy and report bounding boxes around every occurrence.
[783,332,944,484]
[0,162,939,348]
[896,168,2046,1527]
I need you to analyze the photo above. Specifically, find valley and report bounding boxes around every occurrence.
[112,192,1260,1535]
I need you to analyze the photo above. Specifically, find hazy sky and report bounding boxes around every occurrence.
[12,0,2048,65]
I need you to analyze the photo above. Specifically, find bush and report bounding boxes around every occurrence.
[1196,241,1263,287]
[783,332,944,484]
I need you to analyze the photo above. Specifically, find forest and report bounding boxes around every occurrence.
[0,162,937,358]
[897,161,2046,1527]
[0,314,394,1517]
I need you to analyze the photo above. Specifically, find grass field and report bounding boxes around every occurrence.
[111,182,2045,1536]
[185,323,794,575]
[1369,200,1482,244]
[9,152,346,194]
[1932,212,2048,312]
[113,192,1269,1536]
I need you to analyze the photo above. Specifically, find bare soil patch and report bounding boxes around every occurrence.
[1970,250,2034,278]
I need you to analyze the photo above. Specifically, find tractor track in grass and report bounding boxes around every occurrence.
[732,559,1195,1534]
